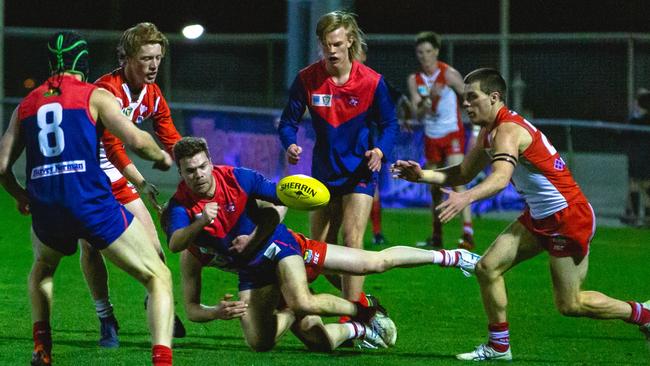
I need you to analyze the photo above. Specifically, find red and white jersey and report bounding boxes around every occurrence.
[414,61,463,138]
[484,107,588,219]
[94,68,181,182]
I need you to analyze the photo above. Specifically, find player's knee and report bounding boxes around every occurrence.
[366,253,390,273]
[475,258,495,280]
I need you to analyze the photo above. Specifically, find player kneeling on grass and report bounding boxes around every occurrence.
[0,31,174,366]
[162,136,480,351]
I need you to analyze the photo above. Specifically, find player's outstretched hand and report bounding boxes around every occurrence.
[137,180,162,213]
[365,148,384,172]
[153,150,173,171]
[391,160,423,182]
[215,294,248,320]
[436,187,471,223]
[286,144,303,165]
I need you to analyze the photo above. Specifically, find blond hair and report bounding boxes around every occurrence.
[316,11,366,61]
[119,22,169,59]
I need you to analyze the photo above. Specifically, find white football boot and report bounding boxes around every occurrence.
[370,312,397,347]
[359,325,388,349]
[448,249,481,277]
[456,343,512,361]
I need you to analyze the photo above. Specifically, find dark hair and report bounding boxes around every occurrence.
[415,31,441,50]
[47,31,89,81]
[464,68,508,103]
[173,136,211,165]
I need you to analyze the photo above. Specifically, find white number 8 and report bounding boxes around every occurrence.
[37,103,65,157]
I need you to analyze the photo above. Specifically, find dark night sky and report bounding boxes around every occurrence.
[6,0,650,34]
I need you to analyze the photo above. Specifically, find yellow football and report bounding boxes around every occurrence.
[277,174,330,211]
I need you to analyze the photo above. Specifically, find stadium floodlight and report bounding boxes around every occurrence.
[182,24,204,40]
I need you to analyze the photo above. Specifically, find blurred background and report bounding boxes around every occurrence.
[3,0,650,226]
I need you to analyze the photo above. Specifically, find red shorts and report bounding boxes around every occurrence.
[111,177,140,205]
[424,131,465,164]
[288,230,328,283]
[518,202,595,261]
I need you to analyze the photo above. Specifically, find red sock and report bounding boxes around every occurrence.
[371,200,382,235]
[626,301,650,325]
[463,222,474,235]
[33,321,52,353]
[152,345,172,366]
[488,322,510,352]
[358,292,369,307]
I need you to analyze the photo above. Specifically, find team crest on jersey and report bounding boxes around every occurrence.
[347,96,359,107]
[312,94,332,107]
[122,106,134,118]
[554,158,566,171]
[225,202,236,212]
[139,104,148,115]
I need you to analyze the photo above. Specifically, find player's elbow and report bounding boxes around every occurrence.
[168,235,186,253]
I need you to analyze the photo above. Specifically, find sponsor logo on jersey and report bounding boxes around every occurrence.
[303,249,313,263]
[31,160,86,179]
[417,85,429,96]
[551,235,568,251]
[312,94,332,107]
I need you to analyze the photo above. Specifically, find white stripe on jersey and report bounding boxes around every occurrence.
[98,144,124,183]
[511,157,568,219]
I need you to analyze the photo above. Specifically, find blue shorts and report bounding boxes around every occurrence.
[328,172,377,197]
[31,200,134,256]
[238,224,303,291]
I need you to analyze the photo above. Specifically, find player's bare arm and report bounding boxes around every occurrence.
[230,201,288,255]
[445,67,466,97]
[407,74,429,120]
[168,202,218,253]
[437,123,524,223]
[0,107,30,214]
[90,88,171,169]
[180,250,247,322]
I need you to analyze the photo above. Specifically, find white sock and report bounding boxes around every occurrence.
[431,250,444,264]
[344,322,366,339]
[95,298,113,319]
[434,250,458,267]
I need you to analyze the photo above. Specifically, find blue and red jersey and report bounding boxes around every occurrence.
[278,60,398,188]
[19,75,111,208]
[167,165,286,271]
[18,75,132,253]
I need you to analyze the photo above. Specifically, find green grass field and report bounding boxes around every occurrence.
[1,189,649,365]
